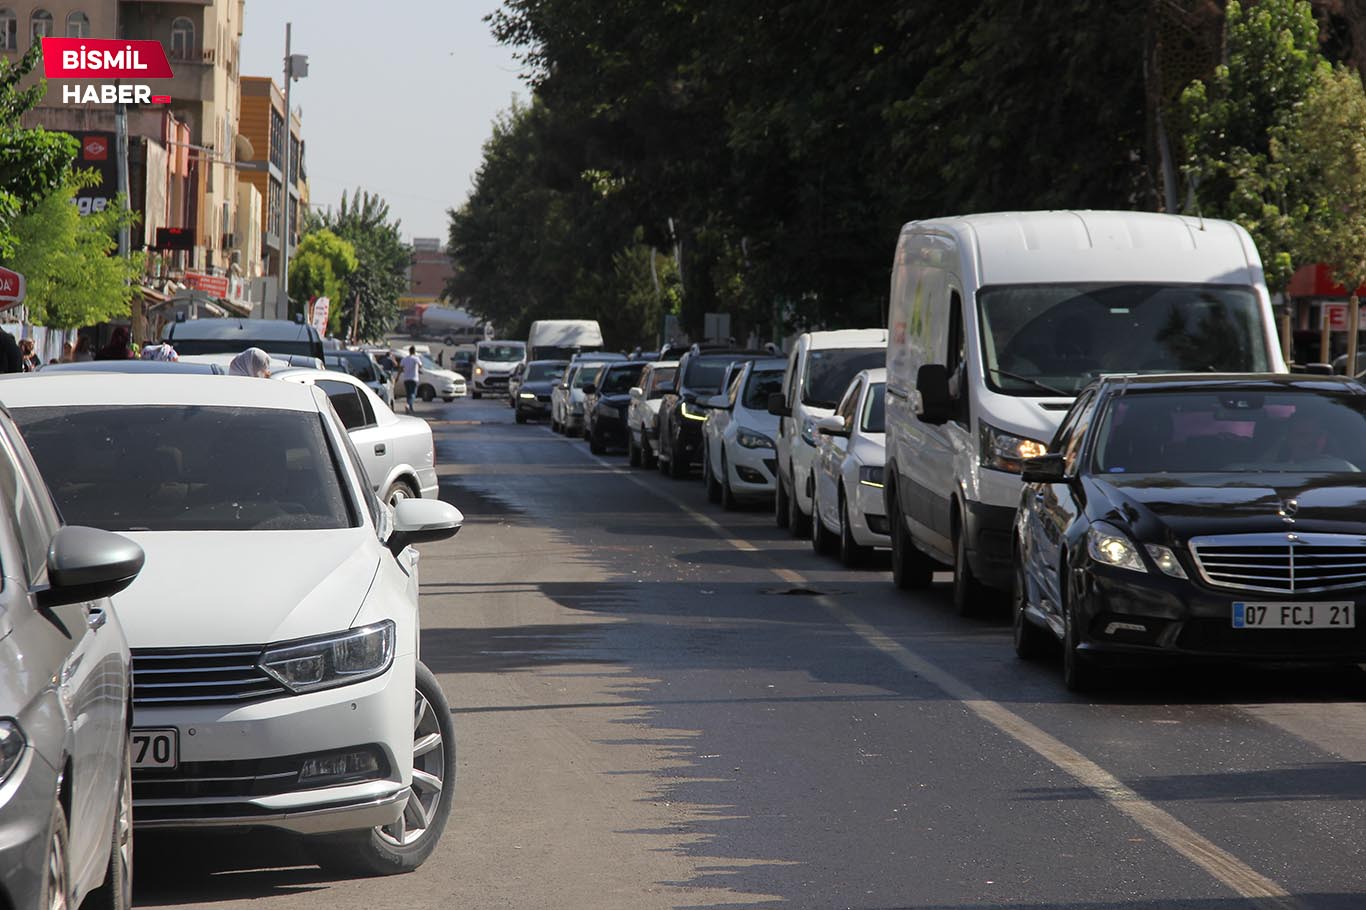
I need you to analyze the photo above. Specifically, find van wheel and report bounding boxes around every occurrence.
[472,390,482,400]
[890,487,933,590]
[589,425,606,455]
[839,490,871,568]
[952,507,991,617]
[788,474,811,537]
[775,471,791,529]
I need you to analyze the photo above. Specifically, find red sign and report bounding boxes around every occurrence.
[184,271,229,298]
[41,38,174,79]
[82,135,107,160]
[1324,303,1349,332]
[0,268,26,309]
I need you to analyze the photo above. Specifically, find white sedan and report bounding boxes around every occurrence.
[700,358,786,509]
[275,368,439,507]
[626,360,677,469]
[389,350,466,402]
[6,374,465,875]
[810,368,890,566]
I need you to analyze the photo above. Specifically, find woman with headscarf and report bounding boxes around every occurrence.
[228,347,272,378]
[95,327,133,360]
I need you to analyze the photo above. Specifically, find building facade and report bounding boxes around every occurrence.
[239,75,307,283]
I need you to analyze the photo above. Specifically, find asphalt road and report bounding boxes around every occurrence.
[133,394,1366,910]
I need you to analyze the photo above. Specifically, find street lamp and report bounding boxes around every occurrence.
[277,22,308,318]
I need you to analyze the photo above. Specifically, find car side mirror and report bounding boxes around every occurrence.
[767,392,791,418]
[1020,453,1067,484]
[704,394,730,410]
[387,498,463,556]
[629,387,644,400]
[583,383,598,396]
[815,415,850,438]
[38,526,145,608]
[914,364,953,424]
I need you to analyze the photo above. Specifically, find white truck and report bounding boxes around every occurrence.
[528,319,605,361]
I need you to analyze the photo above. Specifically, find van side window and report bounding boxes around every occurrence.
[946,290,968,418]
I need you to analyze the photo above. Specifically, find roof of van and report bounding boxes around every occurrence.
[802,328,888,350]
[900,211,1262,288]
[165,318,320,341]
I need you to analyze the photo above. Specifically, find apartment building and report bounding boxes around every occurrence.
[238,75,307,281]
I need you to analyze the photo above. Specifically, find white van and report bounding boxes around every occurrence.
[527,319,604,361]
[769,329,888,535]
[471,339,526,398]
[884,210,1286,614]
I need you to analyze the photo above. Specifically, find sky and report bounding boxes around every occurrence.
[238,0,526,244]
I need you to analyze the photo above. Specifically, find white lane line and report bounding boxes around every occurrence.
[563,432,1298,908]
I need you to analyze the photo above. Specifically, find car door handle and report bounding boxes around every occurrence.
[374,444,386,456]
[86,607,107,631]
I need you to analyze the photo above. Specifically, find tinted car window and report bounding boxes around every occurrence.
[172,339,316,357]
[649,366,677,392]
[682,358,731,394]
[526,362,567,382]
[802,349,886,407]
[602,363,645,394]
[317,380,373,430]
[1093,390,1366,475]
[861,382,886,433]
[13,405,355,531]
[478,343,525,362]
[574,365,606,389]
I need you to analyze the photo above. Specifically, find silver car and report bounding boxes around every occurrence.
[0,411,145,910]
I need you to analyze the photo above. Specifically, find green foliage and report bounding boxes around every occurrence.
[0,43,78,259]
[307,191,407,341]
[9,174,144,329]
[288,229,358,335]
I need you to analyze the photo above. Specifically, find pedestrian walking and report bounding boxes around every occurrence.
[400,345,422,414]
[228,348,272,378]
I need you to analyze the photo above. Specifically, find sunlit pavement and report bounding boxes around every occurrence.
[133,393,1366,910]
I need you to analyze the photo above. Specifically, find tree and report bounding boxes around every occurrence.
[308,191,408,341]
[9,173,144,329]
[0,43,79,258]
[288,229,357,335]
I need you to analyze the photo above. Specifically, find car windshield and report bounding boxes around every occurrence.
[418,354,442,371]
[802,349,885,408]
[525,362,566,382]
[979,283,1270,397]
[683,358,732,394]
[1092,390,1366,475]
[862,382,886,433]
[743,369,785,410]
[650,366,677,392]
[12,405,356,531]
[601,364,645,393]
[479,343,525,362]
[574,365,606,388]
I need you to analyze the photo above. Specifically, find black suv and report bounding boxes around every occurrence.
[657,347,771,478]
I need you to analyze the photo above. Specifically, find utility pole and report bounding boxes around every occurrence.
[115,100,145,344]
[277,24,308,319]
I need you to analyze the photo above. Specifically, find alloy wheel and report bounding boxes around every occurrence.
[377,685,448,848]
[46,817,68,910]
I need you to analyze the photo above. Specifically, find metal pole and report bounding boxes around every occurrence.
[1349,293,1361,377]
[277,22,292,319]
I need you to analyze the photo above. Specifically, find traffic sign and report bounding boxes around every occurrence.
[1324,302,1349,332]
[0,267,26,309]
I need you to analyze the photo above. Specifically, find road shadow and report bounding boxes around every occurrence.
[134,831,346,906]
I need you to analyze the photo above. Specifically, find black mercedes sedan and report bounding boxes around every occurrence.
[513,359,569,424]
[584,360,646,453]
[1013,373,1366,690]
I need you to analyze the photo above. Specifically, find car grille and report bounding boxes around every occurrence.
[132,646,287,708]
[536,394,551,402]
[1188,533,1366,594]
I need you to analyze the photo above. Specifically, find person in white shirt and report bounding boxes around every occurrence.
[400,346,422,413]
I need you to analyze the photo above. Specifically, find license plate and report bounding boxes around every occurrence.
[131,729,179,769]
[1232,602,1355,629]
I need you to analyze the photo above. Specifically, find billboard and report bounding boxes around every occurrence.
[73,131,118,216]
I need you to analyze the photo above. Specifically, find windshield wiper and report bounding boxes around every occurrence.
[988,368,1071,397]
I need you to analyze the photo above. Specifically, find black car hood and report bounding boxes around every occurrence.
[522,380,558,394]
[1089,473,1366,540]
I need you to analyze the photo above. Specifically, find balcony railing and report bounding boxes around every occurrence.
[169,46,215,65]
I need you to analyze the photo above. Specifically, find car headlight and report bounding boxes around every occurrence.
[736,428,775,449]
[1087,523,1146,573]
[800,418,817,447]
[1145,544,1188,579]
[858,465,884,487]
[680,400,708,421]
[519,392,537,400]
[0,720,24,782]
[980,422,1049,473]
[260,621,396,693]
[474,367,484,376]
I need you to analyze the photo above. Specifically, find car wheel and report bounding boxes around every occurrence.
[890,485,933,591]
[551,414,560,433]
[589,425,606,455]
[788,473,811,537]
[720,453,738,511]
[811,486,836,556]
[952,506,992,617]
[312,662,456,876]
[704,446,721,503]
[472,390,482,399]
[775,470,791,529]
[838,490,871,568]
[628,433,642,467]
[642,437,658,470]
[1012,546,1050,661]
[41,802,70,910]
[515,411,527,425]
[384,480,419,509]
[85,737,133,910]
[418,385,435,402]
[668,434,689,478]
[1061,563,1098,692]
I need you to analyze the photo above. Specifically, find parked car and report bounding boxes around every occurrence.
[34,360,225,374]
[884,211,1288,617]
[657,348,771,479]
[389,349,467,401]
[179,353,322,373]
[583,361,647,454]
[0,407,143,910]
[811,368,890,565]
[627,360,678,468]
[513,360,569,424]
[449,347,475,380]
[326,350,394,406]
[701,358,785,509]
[1013,372,1366,690]
[769,329,887,537]
[162,317,326,360]
[552,359,615,436]
[471,341,526,398]
[276,368,439,506]
[6,375,465,875]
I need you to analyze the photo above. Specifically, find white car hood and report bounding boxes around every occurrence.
[426,366,464,385]
[852,432,886,467]
[112,529,380,648]
[733,405,779,438]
